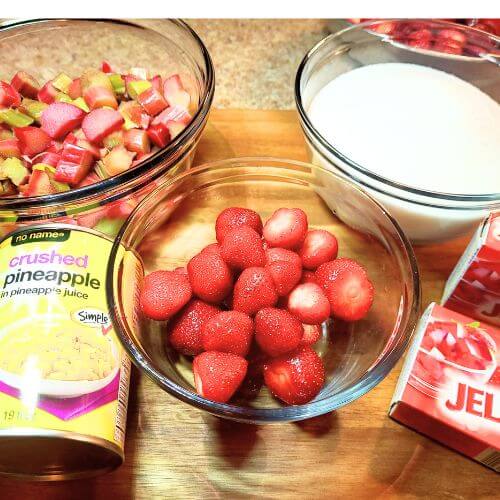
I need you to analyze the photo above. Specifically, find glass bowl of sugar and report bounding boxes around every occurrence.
[296,19,500,244]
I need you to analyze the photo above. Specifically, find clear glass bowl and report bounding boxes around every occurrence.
[107,158,421,423]
[296,19,500,244]
[0,18,214,237]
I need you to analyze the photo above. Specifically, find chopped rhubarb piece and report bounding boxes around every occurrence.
[55,161,91,185]
[127,80,152,100]
[20,98,48,122]
[81,69,114,93]
[101,146,135,176]
[76,138,101,158]
[55,92,73,103]
[0,81,21,107]
[71,97,89,112]
[0,139,21,158]
[163,74,190,109]
[38,81,58,104]
[24,167,57,196]
[137,86,168,116]
[167,121,188,139]
[152,105,191,127]
[0,157,29,186]
[40,102,85,139]
[82,108,124,144]
[101,60,114,73]
[0,109,33,127]
[11,71,40,99]
[52,73,73,93]
[109,74,125,95]
[103,131,124,149]
[60,142,94,166]
[147,122,170,148]
[83,86,118,110]
[124,129,150,154]
[151,75,162,92]
[32,151,61,167]
[68,78,82,99]
[14,126,51,156]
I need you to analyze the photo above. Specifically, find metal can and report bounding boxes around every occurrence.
[0,224,138,480]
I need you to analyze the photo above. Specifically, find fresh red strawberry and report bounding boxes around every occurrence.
[187,251,233,304]
[263,208,308,249]
[215,207,263,243]
[300,324,322,346]
[317,259,374,321]
[298,229,338,270]
[201,243,222,258]
[255,307,304,357]
[220,226,265,270]
[266,258,302,296]
[193,351,248,403]
[436,28,466,45]
[201,310,254,357]
[232,267,278,316]
[300,270,319,285]
[287,283,331,325]
[316,258,366,292]
[169,299,221,355]
[263,346,325,405]
[139,270,192,320]
[265,247,302,268]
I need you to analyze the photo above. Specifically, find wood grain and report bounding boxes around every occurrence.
[0,110,496,500]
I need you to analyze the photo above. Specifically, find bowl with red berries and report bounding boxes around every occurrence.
[0,19,213,237]
[107,158,420,422]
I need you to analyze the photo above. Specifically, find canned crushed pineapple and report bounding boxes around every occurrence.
[0,224,139,480]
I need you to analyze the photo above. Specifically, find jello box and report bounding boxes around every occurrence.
[442,212,500,326]
[390,303,499,472]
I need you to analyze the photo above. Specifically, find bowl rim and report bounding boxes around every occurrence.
[295,18,500,207]
[0,18,215,210]
[106,156,421,422]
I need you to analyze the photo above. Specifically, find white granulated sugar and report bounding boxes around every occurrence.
[308,63,500,194]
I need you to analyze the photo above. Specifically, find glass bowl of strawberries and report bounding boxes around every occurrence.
[0,19,213,237]
[107,158,420,422]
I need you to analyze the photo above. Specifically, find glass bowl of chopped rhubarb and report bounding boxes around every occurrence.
[107,158,421,423]
[0,19,214,237]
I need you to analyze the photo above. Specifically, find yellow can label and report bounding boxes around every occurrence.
[0,225,131,451]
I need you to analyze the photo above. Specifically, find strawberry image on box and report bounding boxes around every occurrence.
[390,303,499,472]
[442,212,500,326]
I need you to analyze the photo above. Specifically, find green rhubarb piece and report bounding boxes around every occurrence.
[0,109,34,127]
[81,69,114,92]
[103,132,124,149]
[0,129,13,140]
[52,73,73,93]
[0,157,29,186]
[72,97,90,112]
[55,92,73,103]
[93,217,124,237]
[33,164,70,192]
[21,98,48,121]
[32,163,56,173]
[127,80,151,100]
[109,74,125,95]
[94,160,109,179]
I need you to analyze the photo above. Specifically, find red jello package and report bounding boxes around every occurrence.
[390,303,499,471]
[442,212,500,326]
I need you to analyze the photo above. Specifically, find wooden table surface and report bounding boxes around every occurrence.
[0,110,497,499]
